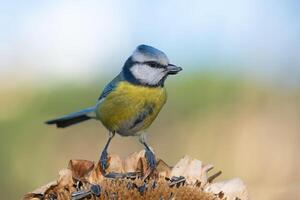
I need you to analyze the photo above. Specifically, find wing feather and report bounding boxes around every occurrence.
[98,72,124,100]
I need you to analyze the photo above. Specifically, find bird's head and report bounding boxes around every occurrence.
[123,44,182,87]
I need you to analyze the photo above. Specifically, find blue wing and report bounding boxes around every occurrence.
[98,72,124,100]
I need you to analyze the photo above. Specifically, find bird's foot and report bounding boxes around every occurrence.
[144,148,156,170]
[99,150,109,171]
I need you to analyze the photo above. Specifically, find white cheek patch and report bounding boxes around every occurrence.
[130,64,166,85]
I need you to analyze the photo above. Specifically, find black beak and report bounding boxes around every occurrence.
[167,64,182,75]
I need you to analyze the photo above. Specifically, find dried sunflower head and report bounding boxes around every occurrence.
[23,150,248,200]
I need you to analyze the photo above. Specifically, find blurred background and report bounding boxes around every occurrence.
[1,0,300,199]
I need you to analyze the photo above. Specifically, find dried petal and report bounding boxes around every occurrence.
[205,178,248,200]
[68,160,94,179]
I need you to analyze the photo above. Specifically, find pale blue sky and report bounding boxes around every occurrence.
[0,0,299,84]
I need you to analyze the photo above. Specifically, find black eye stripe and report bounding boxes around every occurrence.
[145,61,166,68]
[132,61,166,68]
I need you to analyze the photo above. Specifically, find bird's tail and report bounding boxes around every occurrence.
[45,107,96,128]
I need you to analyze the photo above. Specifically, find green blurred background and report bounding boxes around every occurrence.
[1,1,300,200]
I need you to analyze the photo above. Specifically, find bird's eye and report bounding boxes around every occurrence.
[146,61,164,68]
[148,62,158,68]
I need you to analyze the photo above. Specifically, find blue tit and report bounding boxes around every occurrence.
[46,44,182,171]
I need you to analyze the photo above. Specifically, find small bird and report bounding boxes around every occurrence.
[46,44,182,171]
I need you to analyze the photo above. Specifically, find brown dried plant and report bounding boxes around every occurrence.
[23,150,248,200]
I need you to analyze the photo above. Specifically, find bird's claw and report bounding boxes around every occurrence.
[145,148,156,170]
[99,150,109,171]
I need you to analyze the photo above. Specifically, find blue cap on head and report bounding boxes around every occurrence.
[131,44,169,66]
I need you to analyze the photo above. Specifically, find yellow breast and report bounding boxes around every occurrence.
[96,81,167,136]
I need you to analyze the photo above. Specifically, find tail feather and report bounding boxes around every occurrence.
[45,107,96,128]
